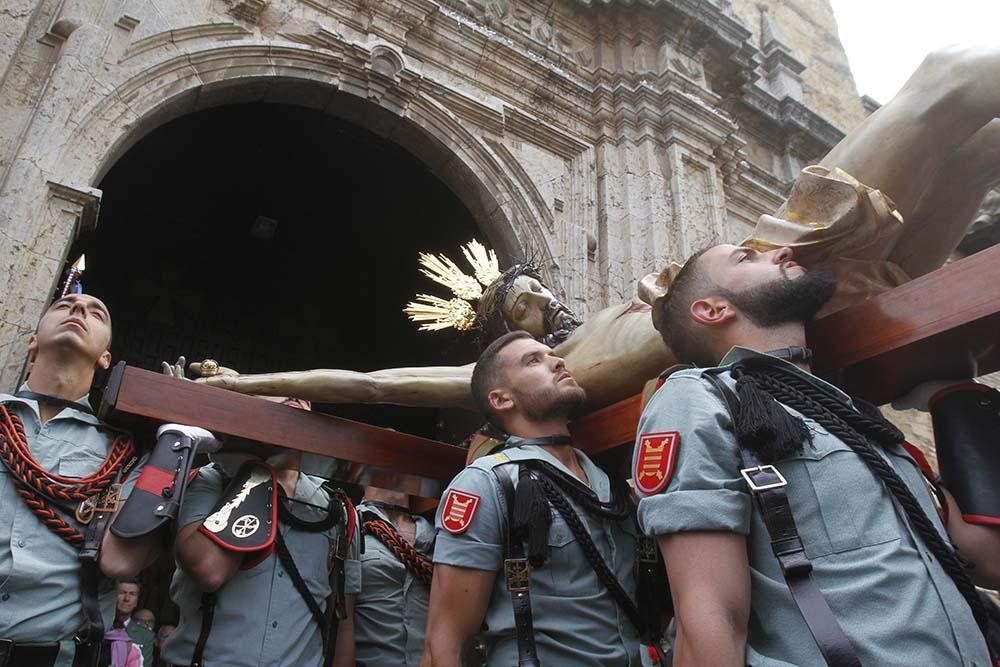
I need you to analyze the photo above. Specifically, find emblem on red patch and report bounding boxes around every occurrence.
[441,489,481,534]
[634,431,680,495]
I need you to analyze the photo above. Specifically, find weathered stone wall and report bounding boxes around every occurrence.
[730,0,865,132]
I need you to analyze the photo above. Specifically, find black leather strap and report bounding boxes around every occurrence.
[764,347,814,365]
[495,467,540,667]
[274,529,328,647]
[703,371,861,667]
[14,390,95,416]
[190,592,216,667]
[74,466,125,667]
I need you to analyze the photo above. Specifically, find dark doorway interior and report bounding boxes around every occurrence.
[84,102,482,438]
[78,102,487,625]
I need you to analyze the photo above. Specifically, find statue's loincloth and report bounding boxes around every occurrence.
[744,166,911,315]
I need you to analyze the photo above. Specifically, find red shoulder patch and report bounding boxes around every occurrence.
[634,431,680,495]
[441,489,481,535]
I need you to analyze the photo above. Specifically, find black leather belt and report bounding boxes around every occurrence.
[0,639,60,667]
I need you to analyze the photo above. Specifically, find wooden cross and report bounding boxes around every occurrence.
[99,245,1000,491]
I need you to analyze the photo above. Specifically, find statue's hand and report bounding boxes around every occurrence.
[161,356,189,380]
[189,359,241,379]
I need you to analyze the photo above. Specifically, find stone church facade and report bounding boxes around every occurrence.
[0,0,865,388]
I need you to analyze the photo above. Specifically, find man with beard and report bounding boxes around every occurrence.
[635,244,1000,666]
[422,331,663,666]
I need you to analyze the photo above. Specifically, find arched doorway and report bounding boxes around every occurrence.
[74,98,497,624]
[81,101,483,439]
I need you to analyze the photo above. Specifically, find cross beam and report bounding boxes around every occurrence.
[99,245,1000,485]
[98,363,467,499]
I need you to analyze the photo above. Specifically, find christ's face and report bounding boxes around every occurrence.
[502,275,576,338]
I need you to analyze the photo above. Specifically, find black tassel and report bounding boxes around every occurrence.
[511,467,552,567]
[732,370,811,463]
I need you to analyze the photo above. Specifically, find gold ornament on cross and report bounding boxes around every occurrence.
[404,239,502,332]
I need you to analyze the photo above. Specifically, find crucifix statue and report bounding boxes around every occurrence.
[184,46,1000,409]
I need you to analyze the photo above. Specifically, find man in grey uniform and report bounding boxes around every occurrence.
[423,331,658,667]
[0,293,158,667]
[636,243,1000,666]
[161,398,361,667]
[354,487,434,666]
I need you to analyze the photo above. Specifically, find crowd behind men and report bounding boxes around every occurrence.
[2,47,1000,667]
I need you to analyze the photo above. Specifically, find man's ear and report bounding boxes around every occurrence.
[27,333,38,355]
[487,387,515,417]
[690,296,736,327]
[96,350,112,371]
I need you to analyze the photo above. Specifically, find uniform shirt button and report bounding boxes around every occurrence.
[272,621,278,628]
[16,539,24,548]
[1,593,9,601]
[277,571,284,578]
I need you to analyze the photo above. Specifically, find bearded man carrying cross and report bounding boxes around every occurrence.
[422,331,666,666]
[634,242,1000,666]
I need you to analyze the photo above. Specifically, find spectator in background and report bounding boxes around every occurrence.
[133,609,155,632]
[155,625,176,667]
[113,581,154,666]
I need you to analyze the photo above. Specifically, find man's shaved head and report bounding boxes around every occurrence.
[652,247,715,366]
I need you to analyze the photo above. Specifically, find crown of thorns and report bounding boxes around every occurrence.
[404,240,541,333]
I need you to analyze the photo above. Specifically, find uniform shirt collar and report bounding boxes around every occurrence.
[719,346,854,407]
[1,382,101,426]
[503,437,610,502]
[292,472,325,505]
[359,500,434,551]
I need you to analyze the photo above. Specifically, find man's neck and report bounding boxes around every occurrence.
[26,356,95,423]
[725,322,812,372]
[508,418,588,485]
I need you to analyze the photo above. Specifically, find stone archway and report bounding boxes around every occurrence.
[0,36,564,386]
[86,99,486,441]
[57,40,558,272]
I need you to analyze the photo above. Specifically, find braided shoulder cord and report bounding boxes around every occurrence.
[521,459,629,520]
[739,365,991,636]
[363,518,433,588]
[532,471,648,638]
[0,405,134,549]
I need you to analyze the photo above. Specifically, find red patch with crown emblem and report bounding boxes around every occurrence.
[634,432,680,495]
[441,489,481,534]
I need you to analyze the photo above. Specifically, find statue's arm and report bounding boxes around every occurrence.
[198,364,476,410]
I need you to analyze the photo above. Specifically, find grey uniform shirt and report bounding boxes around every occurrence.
[0,388,137,643]
[634,347,991,666]
[163,465,361,667]
[433,442,642,666]
[354,500,433,666]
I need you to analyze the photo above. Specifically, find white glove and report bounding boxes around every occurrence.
[891,380,979,412]
[156,423,222,454]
